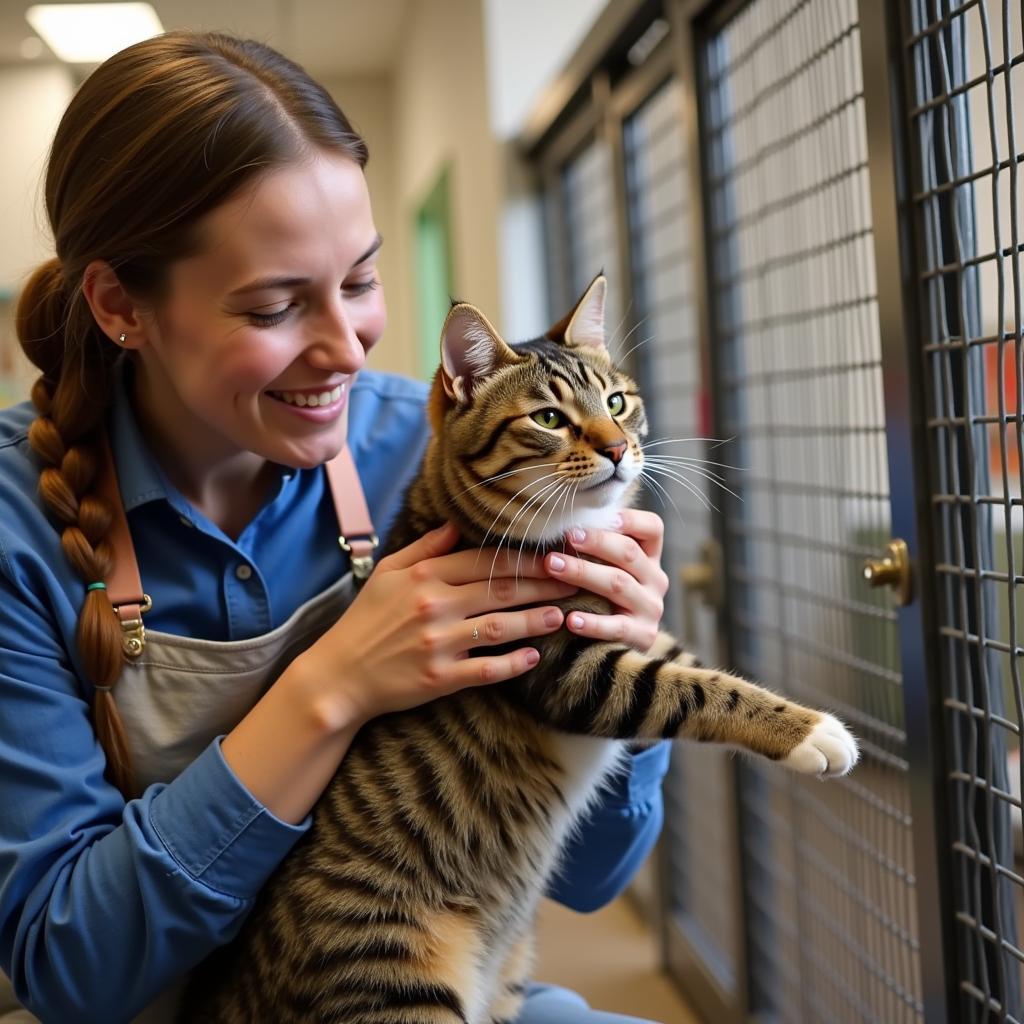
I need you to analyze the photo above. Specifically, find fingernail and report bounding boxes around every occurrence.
[610,513,623,529]
[569,613,584,629]
[526,649,540,666]
[544,608,562,626]
[569,527,586,544]
[549,554,566,571]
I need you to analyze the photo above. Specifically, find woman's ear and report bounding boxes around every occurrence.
[81,259,148,349]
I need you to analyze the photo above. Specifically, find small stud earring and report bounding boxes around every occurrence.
[118,333,126,344]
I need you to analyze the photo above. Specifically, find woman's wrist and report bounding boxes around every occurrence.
[219,655,365,824]
[284,649,369,734]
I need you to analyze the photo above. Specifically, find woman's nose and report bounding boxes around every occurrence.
[307,302,366,371]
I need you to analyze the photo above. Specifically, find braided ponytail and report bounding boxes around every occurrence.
[17,260,134,795]
[14,30,368,798]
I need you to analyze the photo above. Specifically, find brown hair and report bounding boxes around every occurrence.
[15,31,368,796]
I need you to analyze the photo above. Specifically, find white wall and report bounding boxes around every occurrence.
[483,0,610,345]
[321,75,410,378]
[0,64,74,295]
[483,0,609,141]
[391,0,503,372]
[0,64,75,403]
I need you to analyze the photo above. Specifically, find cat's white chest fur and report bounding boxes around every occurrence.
[542,732,630,825]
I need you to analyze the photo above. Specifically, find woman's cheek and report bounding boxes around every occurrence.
[362,292,387,351]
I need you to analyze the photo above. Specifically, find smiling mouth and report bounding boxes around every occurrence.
[266,383,346,407]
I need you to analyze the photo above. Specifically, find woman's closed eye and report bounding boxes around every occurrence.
[247,304,294,328]
[345,278,379,297]
[245,279,379,328]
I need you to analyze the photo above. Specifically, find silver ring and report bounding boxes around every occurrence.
[471,626,479,641]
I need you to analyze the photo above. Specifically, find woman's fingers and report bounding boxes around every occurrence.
[457,576,578,612]
[380,521,460,571]
[453,644,544,685]
[428,545,566,586]
[462,605,565,651]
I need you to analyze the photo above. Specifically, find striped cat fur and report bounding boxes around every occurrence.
[181,275,858,1023]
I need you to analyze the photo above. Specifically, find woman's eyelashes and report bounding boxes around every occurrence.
[247,306,292,328]
[245,279,380,328]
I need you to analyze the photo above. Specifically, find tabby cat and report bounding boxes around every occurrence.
[182,275,858,1023]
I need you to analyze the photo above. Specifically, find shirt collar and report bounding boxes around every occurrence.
[106,356,173,512]
[105,356,301,522]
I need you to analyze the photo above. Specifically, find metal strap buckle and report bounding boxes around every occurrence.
[114,594,153,658]
[338,533,379,582]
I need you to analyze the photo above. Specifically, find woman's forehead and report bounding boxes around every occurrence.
[181,154,376,288]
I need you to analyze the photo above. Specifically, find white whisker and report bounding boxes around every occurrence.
[473,470,564,570]
[640,437,731,449]
[517,481,571,581]
[451,461,562,499]
[610,313,650,360]
[617,333,656,366]
[605,297,636,354]
[643,464,718,513]
[491,479,564,591]
[637,470,686,530]
[644,456,729,482]
[654,461,742,501]
[641,453,743,473]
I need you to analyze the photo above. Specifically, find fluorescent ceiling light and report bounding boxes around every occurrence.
[25,3,164,64]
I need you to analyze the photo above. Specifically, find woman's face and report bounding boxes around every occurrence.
[133,151,386,472]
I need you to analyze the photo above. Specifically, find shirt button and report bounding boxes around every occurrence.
[235,564,253,581]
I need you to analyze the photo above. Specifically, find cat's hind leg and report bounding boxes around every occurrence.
[322,907,485,1024]
[485,931,536,1024]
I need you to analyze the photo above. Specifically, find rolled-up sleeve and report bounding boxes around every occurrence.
[546,741,671,913]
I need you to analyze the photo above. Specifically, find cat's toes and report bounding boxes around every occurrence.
[783,713,859,777]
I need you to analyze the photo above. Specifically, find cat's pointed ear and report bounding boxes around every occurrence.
[547,274,608,353]
[440,302,521,404]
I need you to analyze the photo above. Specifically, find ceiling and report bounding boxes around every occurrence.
[0,0,411,77]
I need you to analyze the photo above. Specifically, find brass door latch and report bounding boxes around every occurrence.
[862,538,912,606]
[679,538,723,643]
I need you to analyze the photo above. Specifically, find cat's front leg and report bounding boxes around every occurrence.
[648,629,857,773]
[524,634,858,776]
[645,627,703,664]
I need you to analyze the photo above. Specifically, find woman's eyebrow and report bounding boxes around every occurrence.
[227,233,384,297]
[355,232,384,264]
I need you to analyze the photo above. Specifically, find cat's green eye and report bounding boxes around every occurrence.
[531,408,565,429]
[607,393,626,416]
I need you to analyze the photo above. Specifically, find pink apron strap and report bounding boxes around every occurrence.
[323,444,379,582]
[95,435,377,657]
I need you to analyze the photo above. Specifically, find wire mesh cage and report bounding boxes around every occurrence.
[901,0,1024,1017]
[531,0,1024,1018]
[621,75,743,994]
[697,0,924,1018]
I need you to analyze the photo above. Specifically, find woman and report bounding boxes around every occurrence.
[0,31,672,1023]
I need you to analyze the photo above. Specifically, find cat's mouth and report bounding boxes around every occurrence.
[585,468,625,490]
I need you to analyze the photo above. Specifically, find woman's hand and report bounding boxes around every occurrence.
[301,521,579,727]
[543,510,670,653]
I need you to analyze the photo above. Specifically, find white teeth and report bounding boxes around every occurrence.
[271,384,344,407]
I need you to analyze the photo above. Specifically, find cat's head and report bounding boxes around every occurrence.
[427,275,646,545]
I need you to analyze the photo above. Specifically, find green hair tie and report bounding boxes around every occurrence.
[87,582,106,592]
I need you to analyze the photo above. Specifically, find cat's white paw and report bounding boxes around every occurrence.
[783,713,859,777]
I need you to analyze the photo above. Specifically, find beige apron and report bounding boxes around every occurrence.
[1,444,378,1023]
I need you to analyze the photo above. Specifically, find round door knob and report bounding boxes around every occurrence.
[862,538,912,606]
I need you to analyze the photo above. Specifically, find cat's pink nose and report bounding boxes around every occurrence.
[601,440,627,464]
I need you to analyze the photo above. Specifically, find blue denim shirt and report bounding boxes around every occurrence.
[0,359,670,1021]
